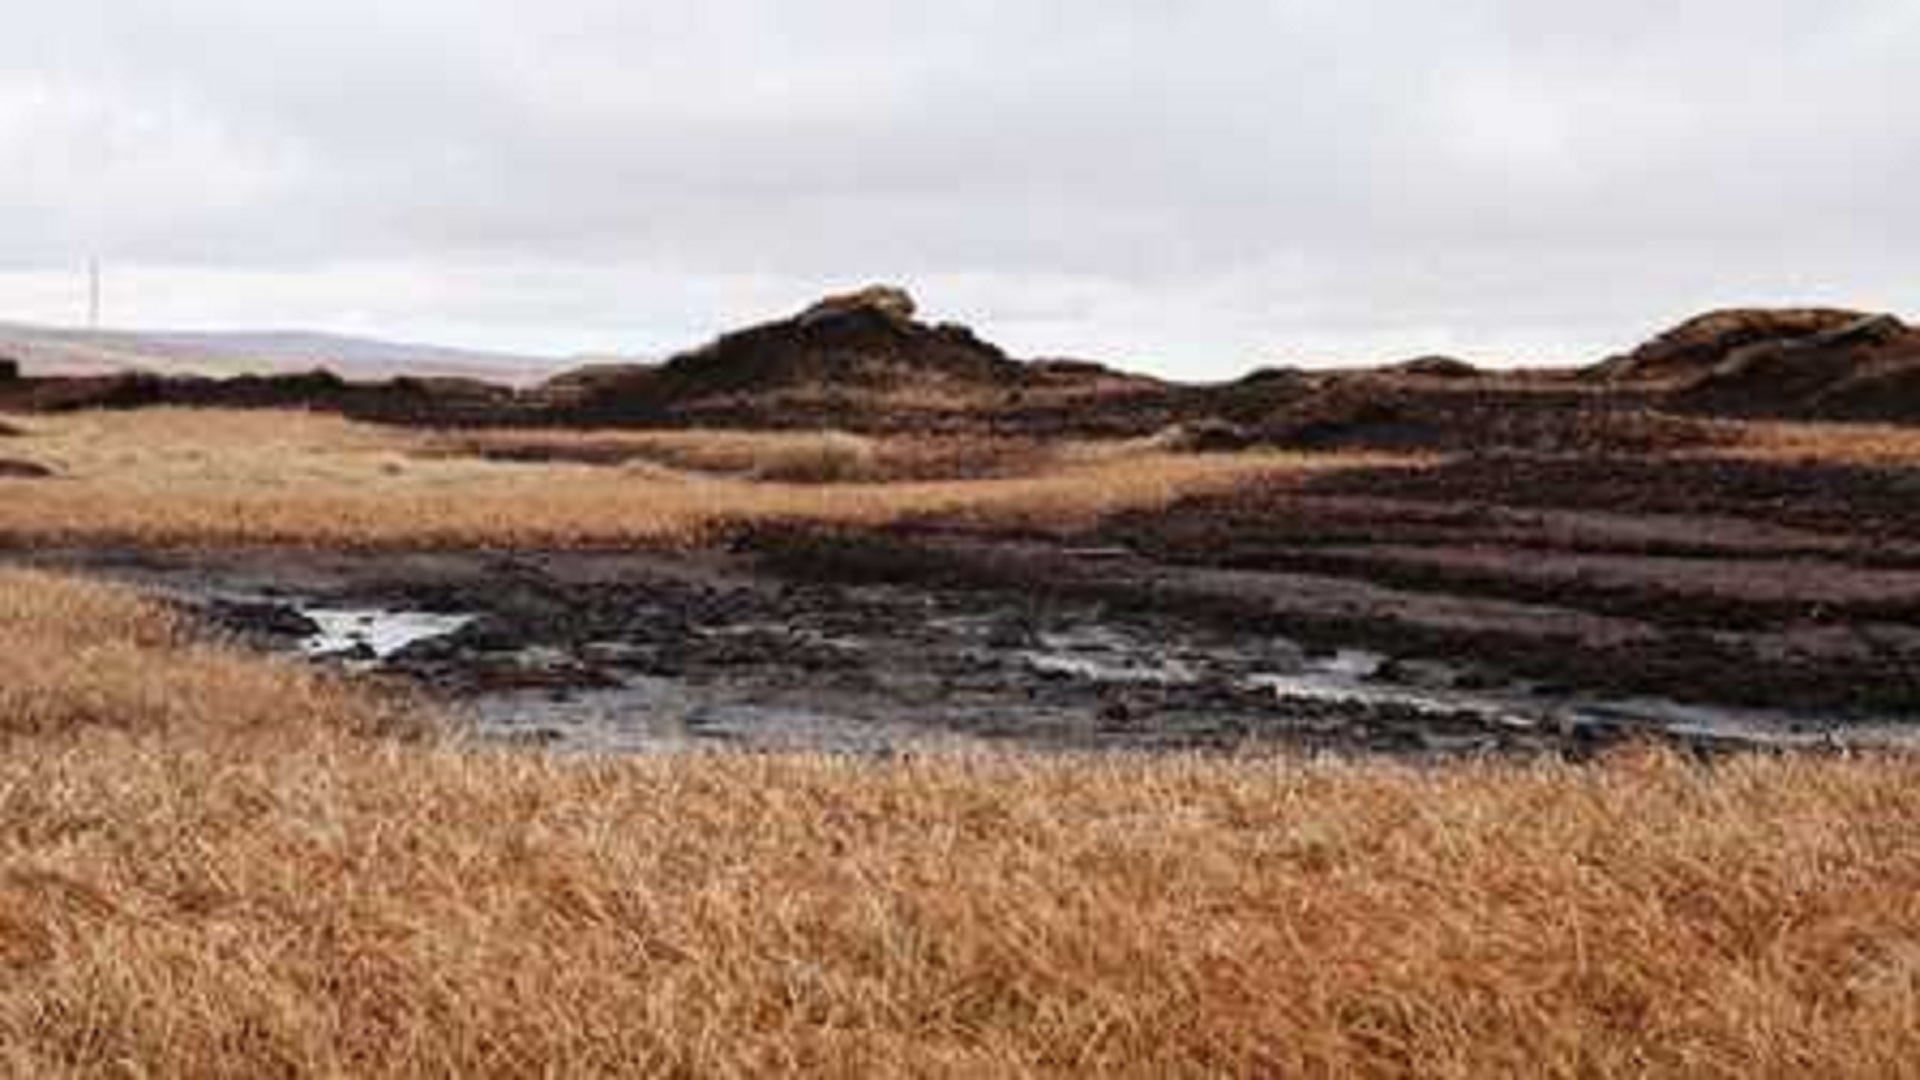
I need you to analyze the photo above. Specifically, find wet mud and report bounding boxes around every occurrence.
[16,539,1915,759]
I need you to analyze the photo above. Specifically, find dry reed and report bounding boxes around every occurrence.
[0,569,1918,1076]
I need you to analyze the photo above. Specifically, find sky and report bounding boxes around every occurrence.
[1,0,1916,379]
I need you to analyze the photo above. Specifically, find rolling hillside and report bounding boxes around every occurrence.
[0,322,559,385]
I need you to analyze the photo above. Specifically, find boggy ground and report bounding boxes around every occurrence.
[5,410,1920,756]
[24,545,1732,760]
[749,428,1920,728]
[31,459,1920,758]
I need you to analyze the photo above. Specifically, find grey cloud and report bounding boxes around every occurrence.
[1,0,1915,376]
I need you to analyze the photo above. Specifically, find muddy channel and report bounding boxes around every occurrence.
[18,543,1917,759]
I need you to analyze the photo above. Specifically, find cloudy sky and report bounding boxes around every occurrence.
[2,0,1915,377]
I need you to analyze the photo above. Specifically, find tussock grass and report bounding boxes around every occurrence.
[2,570,1920,1076]
[427,427,1063,484]
[0,568,410,743]
[0,411,1346,549]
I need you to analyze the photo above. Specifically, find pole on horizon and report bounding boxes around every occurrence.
[88,259,101,331]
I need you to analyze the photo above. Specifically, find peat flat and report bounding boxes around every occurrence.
[17,542,1914,759]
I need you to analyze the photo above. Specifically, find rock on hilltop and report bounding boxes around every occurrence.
[798,285,919,325]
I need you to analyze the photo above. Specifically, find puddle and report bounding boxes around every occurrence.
[1322,649,1386,679]
[1252,663,1920,752]
[465,680,985,756]
[1019,625,1242,685]
[503,614,1920,755]
[1251,672,1480,712]
[1025,623,1920,752]
[299,608,474,660]
[1023,644,1194,685]
[1558,697,1920,752]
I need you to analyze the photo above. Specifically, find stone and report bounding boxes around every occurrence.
[799,284,918,326]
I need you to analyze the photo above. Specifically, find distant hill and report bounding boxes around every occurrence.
[0,322,559,385]
[12,294,1920,437]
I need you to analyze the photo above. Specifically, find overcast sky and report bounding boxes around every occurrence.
[2,0,1916,377]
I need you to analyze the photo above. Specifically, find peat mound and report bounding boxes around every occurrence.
[1251,381,1721,455]
[1594,308,1884,384]
[528,363,659,411]
[544,286,1027,425]
[1590,307,1920,423]
[662,288,1018,394]
[345,376,522,424]
[1670,321,1920,421]
[1385,355,1481,380]
[1799,359,1920,422]
[1166,367,1323,432]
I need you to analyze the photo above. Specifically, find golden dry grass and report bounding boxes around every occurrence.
[0,568,412,743]
[0,410,1356,549]
[1719,420,1920,467]
[423,427,1065,484]
[3,569,1920,1076]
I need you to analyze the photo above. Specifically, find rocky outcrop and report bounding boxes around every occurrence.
[0,357,19,382]
[798,285,918,326]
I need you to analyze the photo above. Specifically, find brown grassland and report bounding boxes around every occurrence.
[5,410,1920,1075]
[1709,420,1920,466]
[2,568,1919,1076]
[0,411,1356,548]
[4,408,1915,553]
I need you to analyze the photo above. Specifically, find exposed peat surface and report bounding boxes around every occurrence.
[19,527,1917,759]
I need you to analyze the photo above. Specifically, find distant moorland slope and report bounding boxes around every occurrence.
[0,321,558,384]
